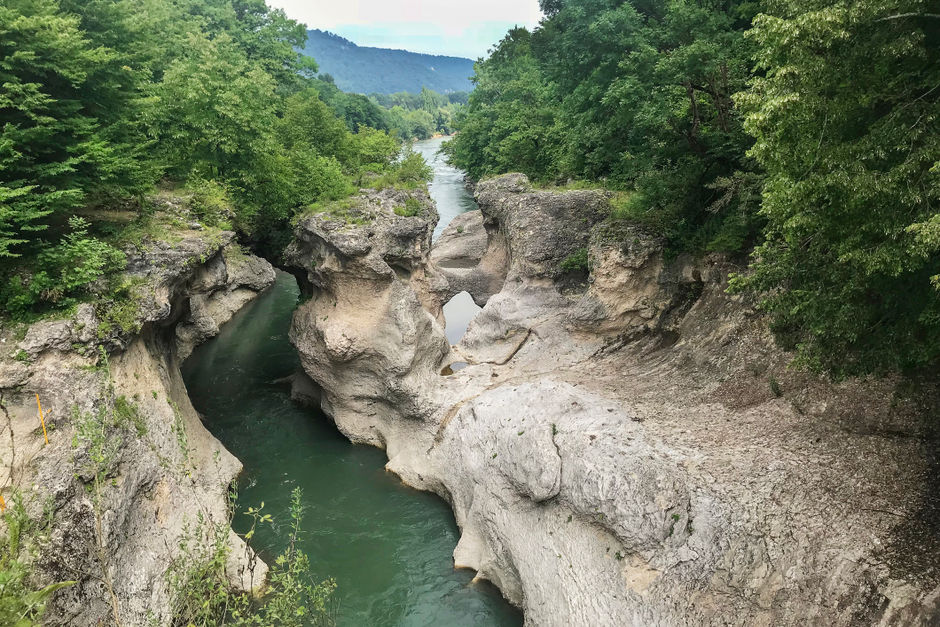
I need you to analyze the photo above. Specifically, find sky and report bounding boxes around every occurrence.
[266,0,543,59]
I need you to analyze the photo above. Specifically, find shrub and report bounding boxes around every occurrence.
[113,395,147,437]
[167,488,334,627]
[560,248,590,273]
[187,180,232,228]
[394,197,423,217]
[1,217,126,317]
[366,147,433,191]
[0,493,75,625]
[299,156,354,203]
[347,127,399,171]
[395,150,433,185]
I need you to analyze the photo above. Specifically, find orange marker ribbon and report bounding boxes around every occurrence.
[35,393,49,445]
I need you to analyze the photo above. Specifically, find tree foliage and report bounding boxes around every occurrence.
[311,83,466,140]
[0,0,412,315]
[444,28,559,180]
[449,0,940,377]
[733,0,940,376]
[448,2,761,253]
[0,0,116,258]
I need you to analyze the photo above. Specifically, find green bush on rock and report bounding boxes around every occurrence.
[168,488,334,627]
[394,197,424,217]
[560,248,590,273]
[0,492,75,626]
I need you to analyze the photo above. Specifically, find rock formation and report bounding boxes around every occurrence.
[0,219,275,624]
[286,174,940,625]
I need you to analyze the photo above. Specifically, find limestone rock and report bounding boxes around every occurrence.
[1,233,274,625]
[175,245,276,360]
[474,173,609,283]
[430,210,507,306]
[287,174,940,625]
[284,188,449,447]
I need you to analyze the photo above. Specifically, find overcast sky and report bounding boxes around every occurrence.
[266,0,543,59]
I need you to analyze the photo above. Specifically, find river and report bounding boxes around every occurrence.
[413,136,479,240]
[181,140,518,626]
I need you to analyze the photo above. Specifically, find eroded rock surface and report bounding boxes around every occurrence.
[284,188,449,445]
[430,210,507,306]
[1,227,274,625]
[288,174,940,625]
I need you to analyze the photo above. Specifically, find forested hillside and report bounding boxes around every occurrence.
[446,0,940,378]
[302,29,475,94]
[0,0,429,321]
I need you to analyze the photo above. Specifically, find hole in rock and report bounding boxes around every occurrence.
[442,291,482,345]
[440,362,469,376]
[390,263,412,280]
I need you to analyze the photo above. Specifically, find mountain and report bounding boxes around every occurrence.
[301,29,475,95]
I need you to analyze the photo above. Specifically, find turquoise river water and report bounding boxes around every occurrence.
[181,138,520,626]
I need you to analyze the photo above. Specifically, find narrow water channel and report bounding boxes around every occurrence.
[181,143,520,625]
[414,135,484,346]
[181,273,521,625]
[413,136,478,239]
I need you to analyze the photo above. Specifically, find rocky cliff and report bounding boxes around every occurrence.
[286,174,940,625]
[0,211,275,624]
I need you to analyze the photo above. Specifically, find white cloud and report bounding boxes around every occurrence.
[268,0,541,29]
[267,0,542,57]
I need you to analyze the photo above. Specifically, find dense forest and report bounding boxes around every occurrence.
[446,0,940,377]
[0,0,434,323]
[307,78,467,140]
[301,29,475,94]
[372,88,468,139]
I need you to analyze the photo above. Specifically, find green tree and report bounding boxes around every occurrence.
[348,126,400,170]
[0,0,109,258]
[337,93,389,132]
[154,32,279,182]
[420,86,437,115]
[53,0,161,200]
[734,0,940,376]
[370,88,463,139]
[448,1,760,253]
[384,105,413,139]
[407,109,436,140]
[278,88,351,161]
[445,27,560,180]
